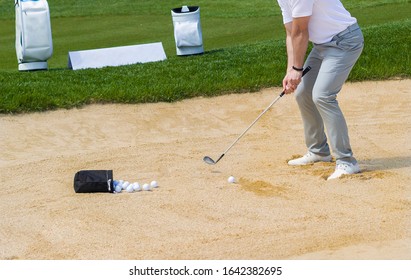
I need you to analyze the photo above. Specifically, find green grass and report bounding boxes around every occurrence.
[1,0,410,70]
[1,0,408,18]
[0,0,410,113]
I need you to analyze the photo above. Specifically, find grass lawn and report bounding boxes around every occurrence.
[0,0,410,113]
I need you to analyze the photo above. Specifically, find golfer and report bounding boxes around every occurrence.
[277,0,364,180]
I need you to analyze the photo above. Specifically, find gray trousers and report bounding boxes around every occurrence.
[296,23,364,164]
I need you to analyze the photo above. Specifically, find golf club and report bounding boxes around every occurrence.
[203,66,311,165]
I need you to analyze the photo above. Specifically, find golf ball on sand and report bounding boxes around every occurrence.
[122,181,130,190]
[142,183,151,191]
[126,185,134,193]
[228,176,236,183]
[114,185,122,193]
[150,180,158,188]
[133,182,141,192]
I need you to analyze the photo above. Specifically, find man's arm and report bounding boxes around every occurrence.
[283,16,310,93]
[290,16,310,69]
[285,22,294,72]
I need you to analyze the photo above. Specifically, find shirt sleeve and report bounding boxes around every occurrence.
[291,0,314,18]
[277,0,293,24]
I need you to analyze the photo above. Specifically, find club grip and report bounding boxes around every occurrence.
[280,66,311,97]
[302,66,311,76]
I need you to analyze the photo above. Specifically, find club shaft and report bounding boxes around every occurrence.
[220,66,311,157]
[222,94,282,155]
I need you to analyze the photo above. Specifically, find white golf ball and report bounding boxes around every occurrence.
[114,185,122,193]
[142,183,151,191]
[150,180,158,188]
[228,176,236,183]
[133,182,141,192]
[126,185,134,193]
[122,181,130,190]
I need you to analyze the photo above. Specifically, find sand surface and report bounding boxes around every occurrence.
[0,80,410,260]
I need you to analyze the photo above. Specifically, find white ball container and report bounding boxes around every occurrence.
[171,6,204,56]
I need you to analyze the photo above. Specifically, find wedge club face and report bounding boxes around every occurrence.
[203,156,215,165]
[203,154,224,165]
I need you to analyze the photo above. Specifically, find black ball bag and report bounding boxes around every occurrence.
[74,170,114,193]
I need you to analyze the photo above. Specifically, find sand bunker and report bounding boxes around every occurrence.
[0,79,410,260]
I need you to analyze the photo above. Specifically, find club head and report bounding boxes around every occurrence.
[203,154,224,165]
[203,156,216,165]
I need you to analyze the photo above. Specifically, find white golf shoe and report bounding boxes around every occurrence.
[327,162,360,180]
[288,151,332,166]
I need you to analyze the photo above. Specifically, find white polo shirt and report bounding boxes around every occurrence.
[277,0,357,44]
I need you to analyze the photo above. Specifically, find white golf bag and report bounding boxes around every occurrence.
[171,6,204,56]
[15,0,53,71]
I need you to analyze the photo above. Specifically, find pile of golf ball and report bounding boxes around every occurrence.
[113,180,159,193]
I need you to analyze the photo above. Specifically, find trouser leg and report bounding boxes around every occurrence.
[294,27,363,164]
[310,28,363,164]
[294,48,331,157]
